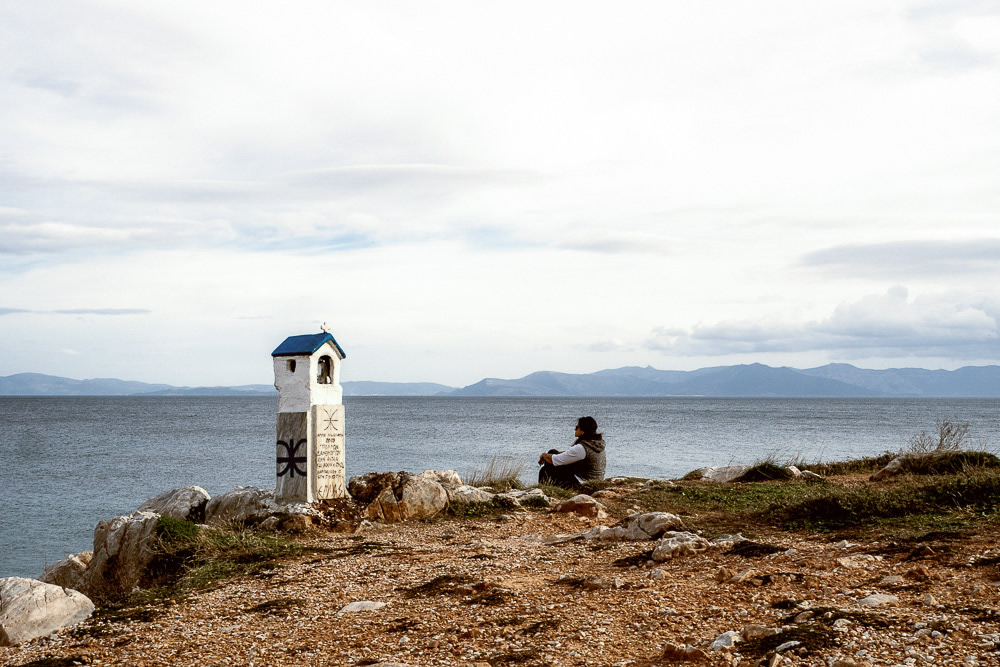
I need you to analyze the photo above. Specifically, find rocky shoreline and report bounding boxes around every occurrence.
[2,463,1000,666]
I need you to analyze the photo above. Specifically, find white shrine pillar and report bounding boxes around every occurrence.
[271,328,347,503]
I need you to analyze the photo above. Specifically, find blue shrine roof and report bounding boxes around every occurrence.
[271,332,346,359]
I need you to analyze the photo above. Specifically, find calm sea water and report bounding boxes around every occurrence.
[2,396,999,578]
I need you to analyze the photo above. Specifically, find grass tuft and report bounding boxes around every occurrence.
[465,454,526,492]
[446,495,520,519]
[532,483,577,500]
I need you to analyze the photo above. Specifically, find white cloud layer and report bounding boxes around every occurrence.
[1,1,999,385]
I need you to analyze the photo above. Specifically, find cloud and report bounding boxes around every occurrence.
[555,232,676,256]
[287,164,544,194]
[0,307,150,316]
[801,239,1000,277]
[53,308,151,316]
[645,286,1000,359]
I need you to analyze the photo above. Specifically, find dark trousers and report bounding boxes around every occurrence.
[538,449,580,489]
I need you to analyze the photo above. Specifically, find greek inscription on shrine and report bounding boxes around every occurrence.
[313,404,346,499]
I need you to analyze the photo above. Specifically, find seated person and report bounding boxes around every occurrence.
[538,416,606,489]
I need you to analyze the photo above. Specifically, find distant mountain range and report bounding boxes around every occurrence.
[3,363,1000,397]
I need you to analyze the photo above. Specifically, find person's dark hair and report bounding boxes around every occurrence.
[577,416,600,439]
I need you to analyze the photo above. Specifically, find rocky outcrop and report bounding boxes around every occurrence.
[39,552,92,592]
[348,472,449,521]
[138,486,210,522]
[0,577,95,646]
[82,510,161,601]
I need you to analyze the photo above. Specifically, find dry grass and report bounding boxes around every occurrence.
[464,454,525,492]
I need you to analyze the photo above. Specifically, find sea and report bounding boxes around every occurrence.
[2,395,1000,579]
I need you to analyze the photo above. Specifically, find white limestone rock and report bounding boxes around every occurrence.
[204,486,281,526]
[339,601,386,613]
[138,486,211,522]
[82,510,161,600]
[623,512,685,540]
[741,624,780,641]
[39,552,92,592]
[710,630,742,651]
[581,526,626,541]
[417,470,463,486]
[857,593,898,607]
[446,485,496,505]
[498,488,551,507]
[0,577,95,646]
[710,533,747,549]
[651,531,711,561]
[870,455,908,481]
[696,465,751,483]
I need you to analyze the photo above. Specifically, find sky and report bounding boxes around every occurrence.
[1,1,999,387]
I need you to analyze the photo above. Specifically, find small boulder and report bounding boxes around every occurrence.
[870,455,908,481]
[581,526,626,541]
[0,577,95,646]
[138,486,210,522]
[339,601,387,613]
[857,593,898,607]
[554,495,605,519]
[696,465,751,483]
[498,488,551,507]
[622,512,685,540]
[710,630,742,651]
[39,552,92,592]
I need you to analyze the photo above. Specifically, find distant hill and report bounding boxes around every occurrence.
[4,364,1000,397]
[0,373,175,396]
[342,381,456,396]
[0,373,455,397]
[448,363,1000,397]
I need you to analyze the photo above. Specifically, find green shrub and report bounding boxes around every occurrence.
[773,469,1000,530]
[903,451,1000,475]
[797,453,896,476]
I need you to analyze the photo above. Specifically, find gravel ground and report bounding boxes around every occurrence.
[3,484,1000,667]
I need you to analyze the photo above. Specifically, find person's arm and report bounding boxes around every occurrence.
[552,444,585,466]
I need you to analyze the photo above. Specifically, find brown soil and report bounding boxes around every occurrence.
[3,483,1000,667]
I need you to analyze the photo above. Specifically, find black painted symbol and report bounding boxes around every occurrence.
[277,439,307,478]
